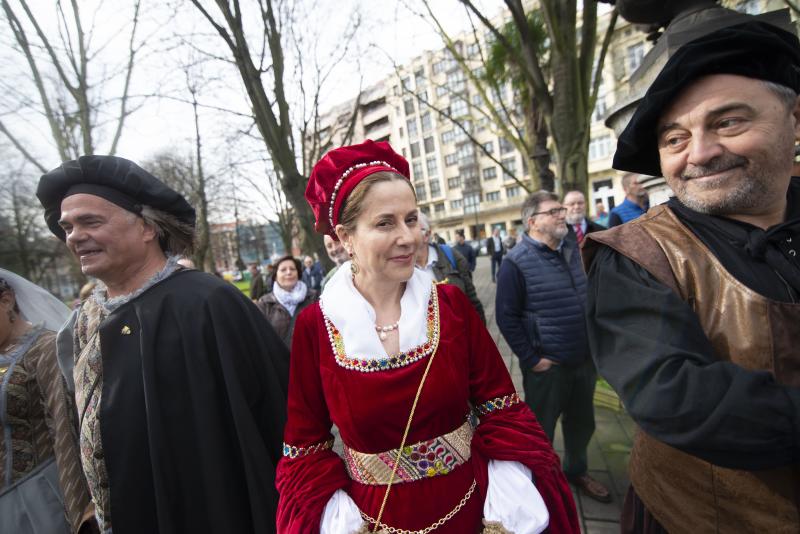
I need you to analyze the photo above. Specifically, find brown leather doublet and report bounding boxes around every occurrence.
[584,205,800,533]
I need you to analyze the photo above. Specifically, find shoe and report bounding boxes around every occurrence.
[569,474,612,503]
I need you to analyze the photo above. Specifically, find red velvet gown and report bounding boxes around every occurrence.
[276,283,578,533]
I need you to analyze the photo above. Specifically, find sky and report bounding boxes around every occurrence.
[6,0,604,222]
[1,0,511,220]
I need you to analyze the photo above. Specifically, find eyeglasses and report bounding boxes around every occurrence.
[531,207,567,217]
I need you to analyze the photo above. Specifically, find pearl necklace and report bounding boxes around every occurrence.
[374,321,399,340]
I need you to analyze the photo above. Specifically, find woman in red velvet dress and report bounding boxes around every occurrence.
[276,140,578,534]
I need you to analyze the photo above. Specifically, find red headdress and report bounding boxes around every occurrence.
[305,140,410,239]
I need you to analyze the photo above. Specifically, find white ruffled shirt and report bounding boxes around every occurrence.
[319,262,549,534]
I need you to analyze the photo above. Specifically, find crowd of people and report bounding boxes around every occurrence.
[1,18,799,534]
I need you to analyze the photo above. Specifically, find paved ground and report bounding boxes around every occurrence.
[472,254,633,533]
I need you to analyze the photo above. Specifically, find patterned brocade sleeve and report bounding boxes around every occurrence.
[443,287,580,534]
[33,332,95,533]
[276,306,350,534]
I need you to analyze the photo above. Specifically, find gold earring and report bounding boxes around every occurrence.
[350,251,359,275]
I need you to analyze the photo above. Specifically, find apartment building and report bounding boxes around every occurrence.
[317,0,788,243]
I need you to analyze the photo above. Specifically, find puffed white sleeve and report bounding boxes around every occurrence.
[320,489,364,534]
[483,460,550,534]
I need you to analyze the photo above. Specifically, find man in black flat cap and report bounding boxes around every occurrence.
[38,155,289,534]
[582,20,800,533]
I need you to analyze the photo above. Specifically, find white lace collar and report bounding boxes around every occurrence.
[320,261,433,361]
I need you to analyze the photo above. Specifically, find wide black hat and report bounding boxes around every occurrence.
[614,21,800,176]
[37,155,196,241]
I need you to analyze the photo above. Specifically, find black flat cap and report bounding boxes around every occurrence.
[614,21,800,176]
[37,155,196,241]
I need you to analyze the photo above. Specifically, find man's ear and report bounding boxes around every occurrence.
[140,218,159,244]
[792,94,800,140]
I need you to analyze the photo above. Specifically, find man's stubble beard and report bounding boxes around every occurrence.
[674,153,770,215]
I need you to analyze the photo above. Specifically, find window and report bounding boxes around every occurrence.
[450,98,468,117]
[398,127,404,139]
[404,99,415,115]
[626,42,645,73]
[486,191,500,202]
[412,161,423,179]
[450,198,463,210]
[464,192,481,214]
[426,156,438,176]
[415,183,427,201]
[447,176,462,189]
[501,157,517,180]
[421,112,432,132]
[467,42,480,57]
[476,117,488,132]
[410,142,421,158]
[436,85,448,97]
[588,134,613,161]
[433,60,447,74]
[429,179,441,197]
[472,94,482,106]
[506,186,521,198]
[444,153,458,166]
[392,85,399,96]
[434,202,445,214]
[447,70,465,92]
[401,76,411,90]
[456,142,475,160]
[423,136,435,153]
[499,137,514,154]
[441,130,455,144]
[482,141,494,154]
[415,68,426,86]
[482,167,497,180]
[453,123,471,142]
[593,96,607,122]
[420,205,430,216]
[407,118,418,139]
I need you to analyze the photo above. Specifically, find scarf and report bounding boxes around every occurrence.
[272,280,308,316]
[92,255,182,313]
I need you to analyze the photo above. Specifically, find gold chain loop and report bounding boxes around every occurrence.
[360,479,477,534]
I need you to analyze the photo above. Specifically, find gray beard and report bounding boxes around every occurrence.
[675,174,768,216]
[565,214,584,225]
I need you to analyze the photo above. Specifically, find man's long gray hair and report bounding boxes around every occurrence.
[140,205,195,257]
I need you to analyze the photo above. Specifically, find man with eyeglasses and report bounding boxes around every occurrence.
[495,190,612,504]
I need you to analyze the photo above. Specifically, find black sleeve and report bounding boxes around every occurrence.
[608,211,623,227]
[586,246,800,470]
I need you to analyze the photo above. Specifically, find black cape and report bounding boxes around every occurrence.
[91,270,288,533]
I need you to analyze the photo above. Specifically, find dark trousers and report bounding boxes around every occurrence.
[522,359,596,478]
[490,253,503,281]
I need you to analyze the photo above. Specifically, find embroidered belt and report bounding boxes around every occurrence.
[344,420,473,485]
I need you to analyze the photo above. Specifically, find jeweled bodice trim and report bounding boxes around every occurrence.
[323,284,440,372]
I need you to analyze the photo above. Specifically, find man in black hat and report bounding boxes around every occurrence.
[38,155,289,534]
[583,21,800,533]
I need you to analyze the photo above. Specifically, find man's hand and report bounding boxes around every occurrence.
[532,357,555,373]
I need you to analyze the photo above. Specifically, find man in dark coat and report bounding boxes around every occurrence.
[38,155,289,534]
[563,190,605,247]
[584,21,800,533]
[248,262,267,300]
[485,227,505,282]
[453,230,477,272]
